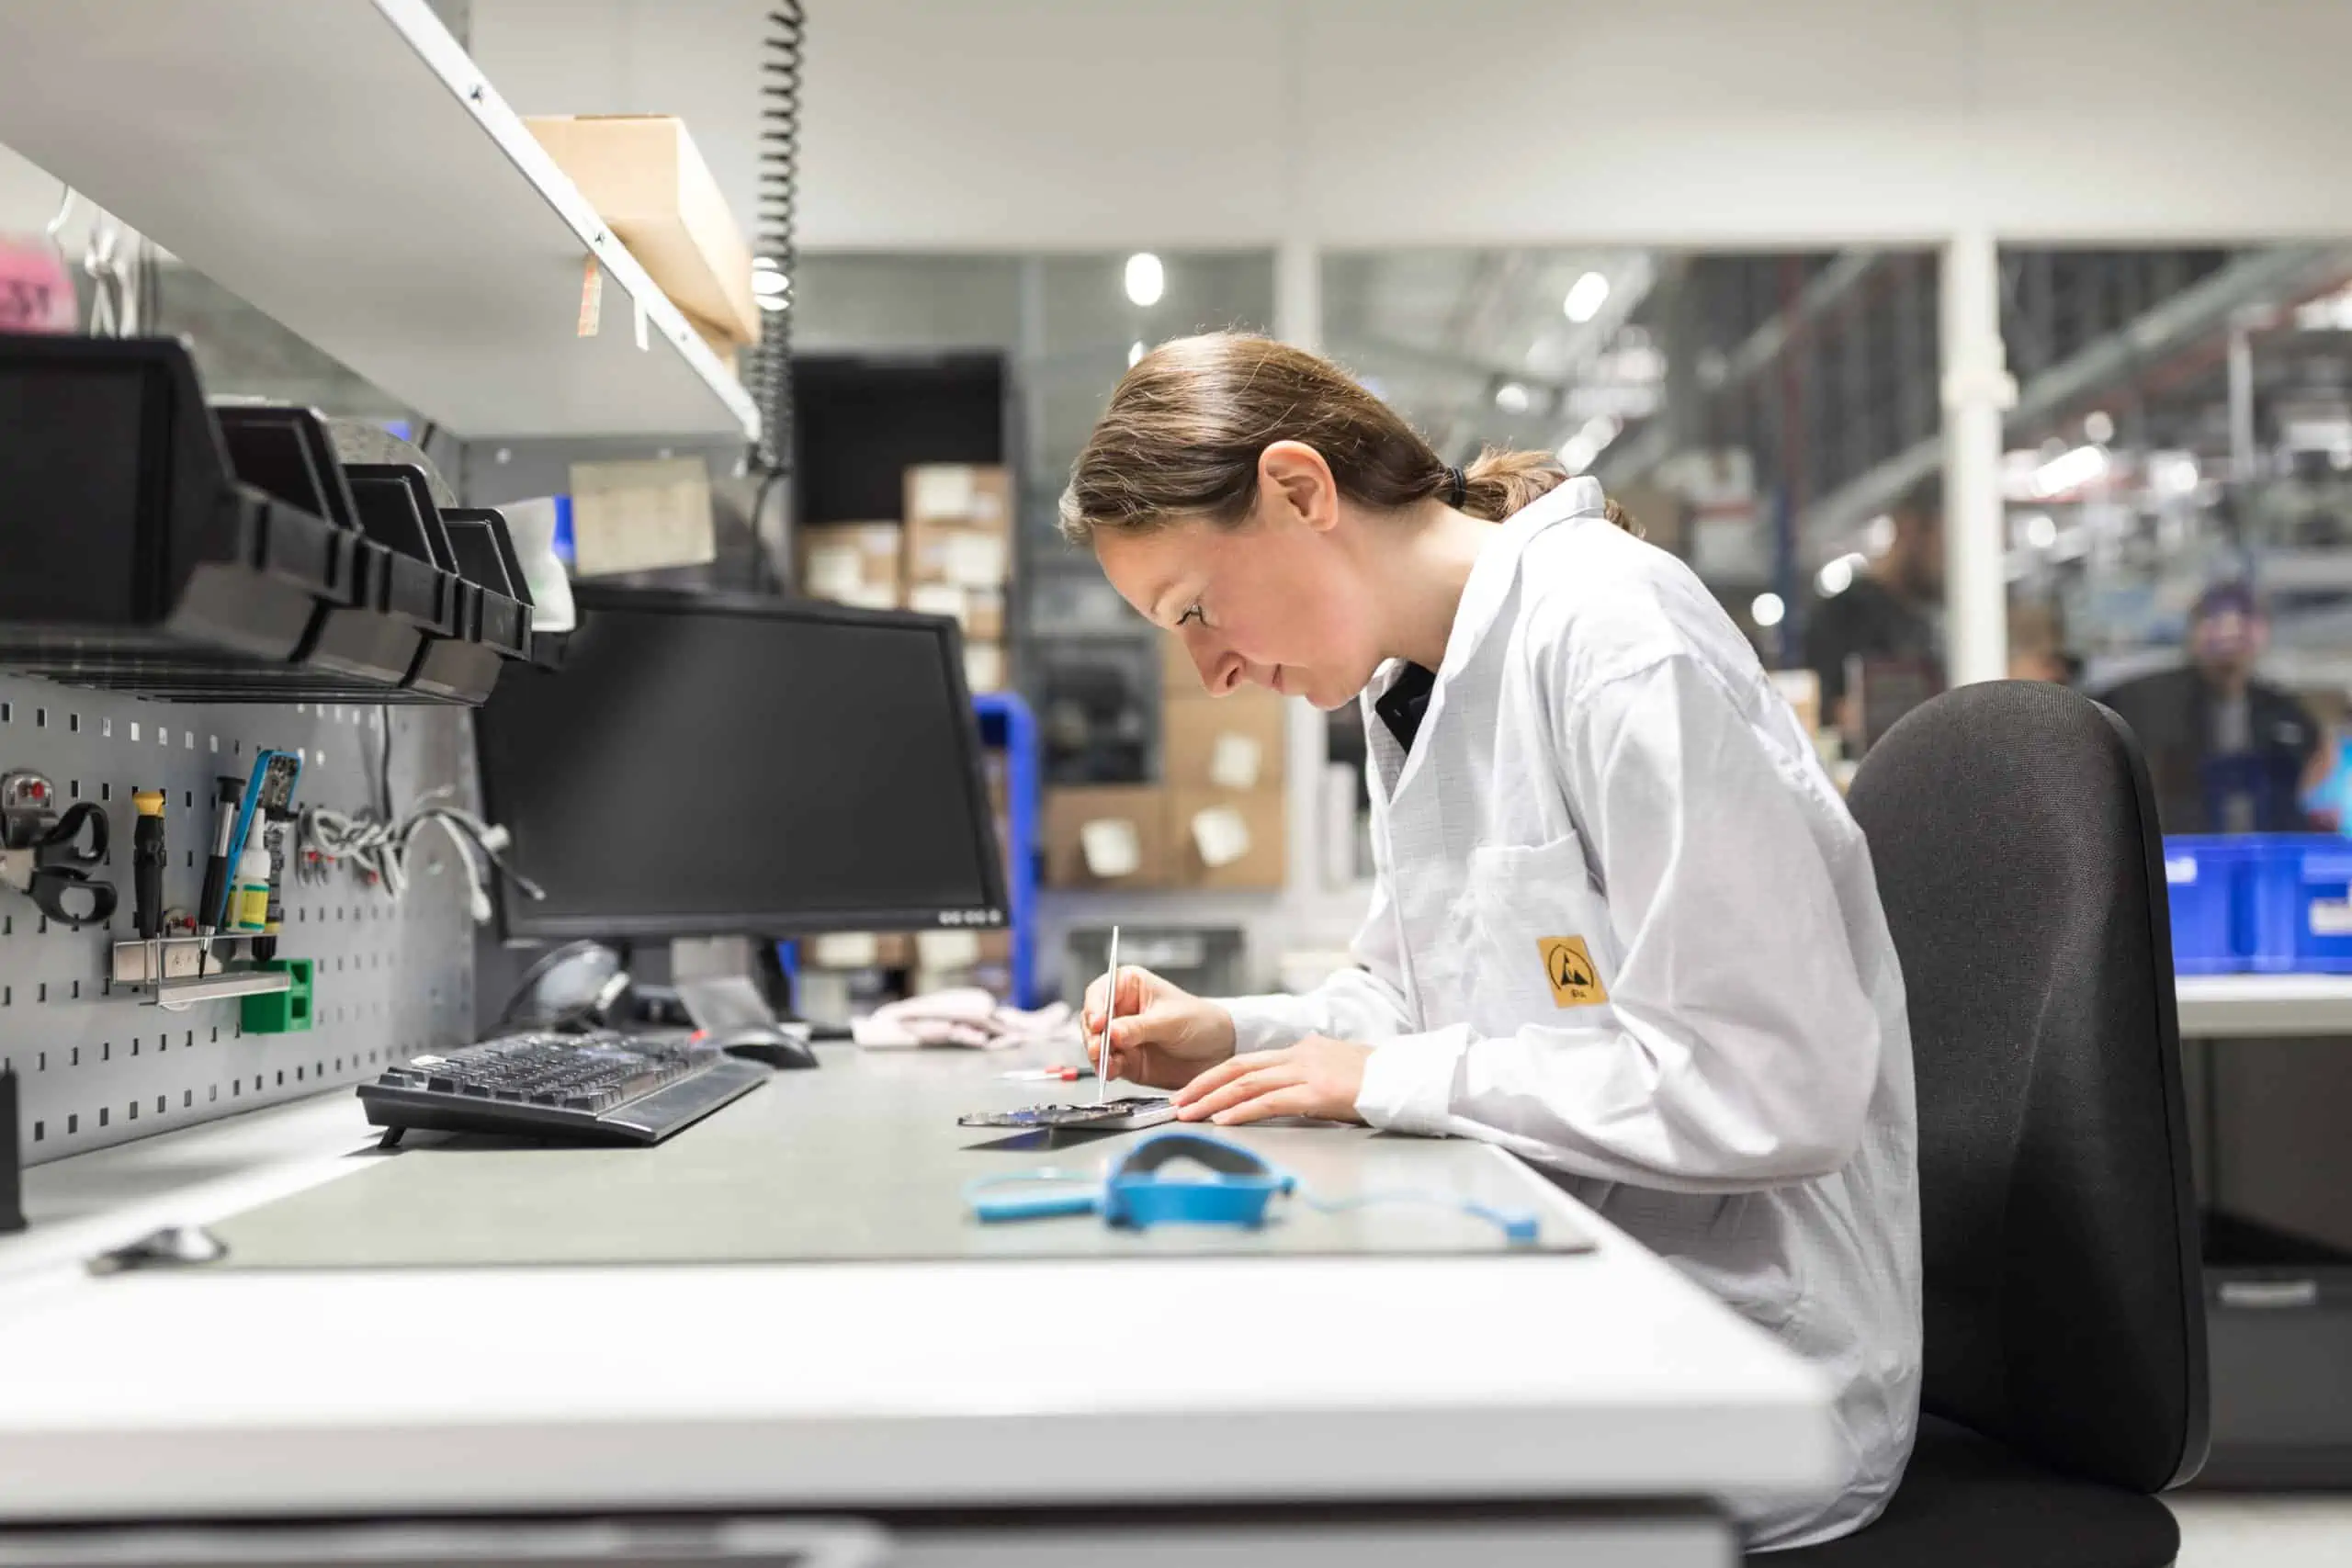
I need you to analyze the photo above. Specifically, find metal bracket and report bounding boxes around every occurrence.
[109,935,289,1007]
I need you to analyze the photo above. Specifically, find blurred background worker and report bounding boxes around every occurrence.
[2099,581,2324,832]
[1802,486,1945,750]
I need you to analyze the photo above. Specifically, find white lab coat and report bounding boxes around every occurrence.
[1223,477,1922,1551]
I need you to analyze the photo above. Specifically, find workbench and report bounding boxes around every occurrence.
[0,1042,1839,1564]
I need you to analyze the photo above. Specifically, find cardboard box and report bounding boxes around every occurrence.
[806,931,912,970]
[1046,785,1170,889]
[525,114,760,344]
[1164,692,1288,792]
[1170,788,1286,891]
[798,523,900,606]
[906,466,1013,588]
[568,455,716,578]
[904,581,1005,640]
[964,639,1006,694]
[1160,633,1204,695]
[906,465,1012,530]
[689,312,741,378]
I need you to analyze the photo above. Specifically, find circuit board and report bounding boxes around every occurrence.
[957,1096,1178,1131]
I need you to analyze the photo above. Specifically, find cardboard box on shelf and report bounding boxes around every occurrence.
[797,523,901,607]
[1159,633,1202,695]
[524,114,760,344]
[1045,785,1170,889]
[687,313,740,378]
[1170,788,1285,891]
[906,466,1012,589]
[806,931,913,970]
[1164,691,1288,792]
[905,582,1005,641]
[905,465,1012,530]
[964,639,1007,694]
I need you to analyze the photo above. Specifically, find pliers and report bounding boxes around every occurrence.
[0,772,118,929]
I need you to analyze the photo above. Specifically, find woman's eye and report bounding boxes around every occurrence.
[1177,604,1204,627]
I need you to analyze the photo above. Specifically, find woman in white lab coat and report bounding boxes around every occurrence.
[1067,333,1921,1552]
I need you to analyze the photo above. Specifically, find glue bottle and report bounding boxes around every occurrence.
[229,838,273,934]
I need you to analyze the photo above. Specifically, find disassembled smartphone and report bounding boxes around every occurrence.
[957,1097,1178,1131]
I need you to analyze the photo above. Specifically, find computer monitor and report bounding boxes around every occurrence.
[476,585,1008,942]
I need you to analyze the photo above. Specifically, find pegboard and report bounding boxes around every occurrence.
[0,672,475,1167]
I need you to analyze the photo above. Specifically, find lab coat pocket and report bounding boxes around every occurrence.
[1464,834,1623,1038]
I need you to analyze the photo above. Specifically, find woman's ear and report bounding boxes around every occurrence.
[1260,440,1340,534]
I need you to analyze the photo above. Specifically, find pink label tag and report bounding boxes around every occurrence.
[0,240,76,333]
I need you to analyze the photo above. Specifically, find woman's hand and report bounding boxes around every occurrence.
[1083,965,1238,1089]
[1172,1035,1373,1126]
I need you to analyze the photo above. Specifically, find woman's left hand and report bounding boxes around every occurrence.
[1172,1035,1373,1126]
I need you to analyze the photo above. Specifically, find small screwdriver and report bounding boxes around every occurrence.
[131,789,166,941]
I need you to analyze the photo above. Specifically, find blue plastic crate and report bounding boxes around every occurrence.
[2163,836,2250,975]
[2279,837,2352,974]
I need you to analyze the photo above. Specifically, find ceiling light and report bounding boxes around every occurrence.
[1494,381,1532,414]
[1750,592,1786,629]
[1124,252,1165,308]
[1816,553,1866,596]
[2085,410,2115,445]
[1559,435,1599,472]
[1862,514,1897,557]
[752,270,788,299]
[1127,340,1147,368]
[756,293,786,314]
[2030,444,2109,499]
[2023,513,2058,549]
[1563,271,1611,324]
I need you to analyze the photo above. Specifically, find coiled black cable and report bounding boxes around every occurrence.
[751,2,807,537]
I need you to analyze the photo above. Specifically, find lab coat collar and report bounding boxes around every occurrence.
[1372,475,1607,804]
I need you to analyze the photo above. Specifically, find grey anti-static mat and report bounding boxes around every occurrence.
[205,1047,1592,1268]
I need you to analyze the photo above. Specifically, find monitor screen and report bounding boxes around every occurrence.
[477,586,1006,941]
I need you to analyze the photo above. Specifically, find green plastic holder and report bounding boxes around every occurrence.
[241,958,314,1033]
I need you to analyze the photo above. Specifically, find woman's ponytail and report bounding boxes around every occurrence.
[1459,446,1642,536]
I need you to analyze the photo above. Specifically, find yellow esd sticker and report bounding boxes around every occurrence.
[1538,936,1609,1008]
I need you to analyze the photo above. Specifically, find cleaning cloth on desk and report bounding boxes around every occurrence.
[852,989,1077,1051]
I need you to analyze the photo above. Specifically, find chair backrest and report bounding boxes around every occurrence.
[1848,681,2209,1492]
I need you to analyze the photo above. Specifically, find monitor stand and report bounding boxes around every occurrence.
[670,935,850,1040]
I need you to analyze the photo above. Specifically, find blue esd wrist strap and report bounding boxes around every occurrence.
[963,1129,1539,1245]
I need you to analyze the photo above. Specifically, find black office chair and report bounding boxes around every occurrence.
[1758,682,2209,1567]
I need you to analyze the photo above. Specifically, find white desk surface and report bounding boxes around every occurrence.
[0,1046,1838,1523]
[2176,974,2352,1038]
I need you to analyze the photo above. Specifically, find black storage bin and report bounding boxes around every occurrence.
[440,508,535,660]
[0,336,341,691]
[341,462,500,701]
[0,337,516,705]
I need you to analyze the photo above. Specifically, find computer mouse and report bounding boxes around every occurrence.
[713,1023,820,1069]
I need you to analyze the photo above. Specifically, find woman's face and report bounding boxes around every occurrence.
[1092,449,1382,711]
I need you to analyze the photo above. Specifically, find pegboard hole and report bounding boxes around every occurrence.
[34,706,46,728]
[0,701,9,723]
[36,1052,44,1071]
[68,713,80,734]
[99,782,109,803]
[209,1085,217,1102]
[127,1101,137,1122]
[68,778,79,797]
[156,1095,165,1114]
[275,1070,283,1087]
[35,983,45,1004]
[69,1046,78,1066]
[32,1121,42,1142]
[184,1090,192,1108]
[128,722,137,742]
[66,1113,76,1134]
[70,980,79,1000]
[295,1066,304,1082]
[98,1107,107,1127]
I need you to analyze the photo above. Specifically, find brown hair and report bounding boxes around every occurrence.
[1057,332,1638,543]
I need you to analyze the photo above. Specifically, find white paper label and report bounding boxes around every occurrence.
[810,932,881,968]
[2311,899,2352,936]
[1080,818,1143,878]
[1191,806,1253,869]
[835,583,899,612]
[941,532,1009,587]
[1208,733,1264,792]
[909,583,967,618]
[965,643,1004,692]
[911,466,977,519]
[568,456,716,578]
[916,930,982,969]
[2165,855,2198,886]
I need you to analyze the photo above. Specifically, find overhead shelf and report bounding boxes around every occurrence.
[0,0,759,443]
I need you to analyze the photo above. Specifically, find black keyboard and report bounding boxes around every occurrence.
[358,1031,768,1145]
